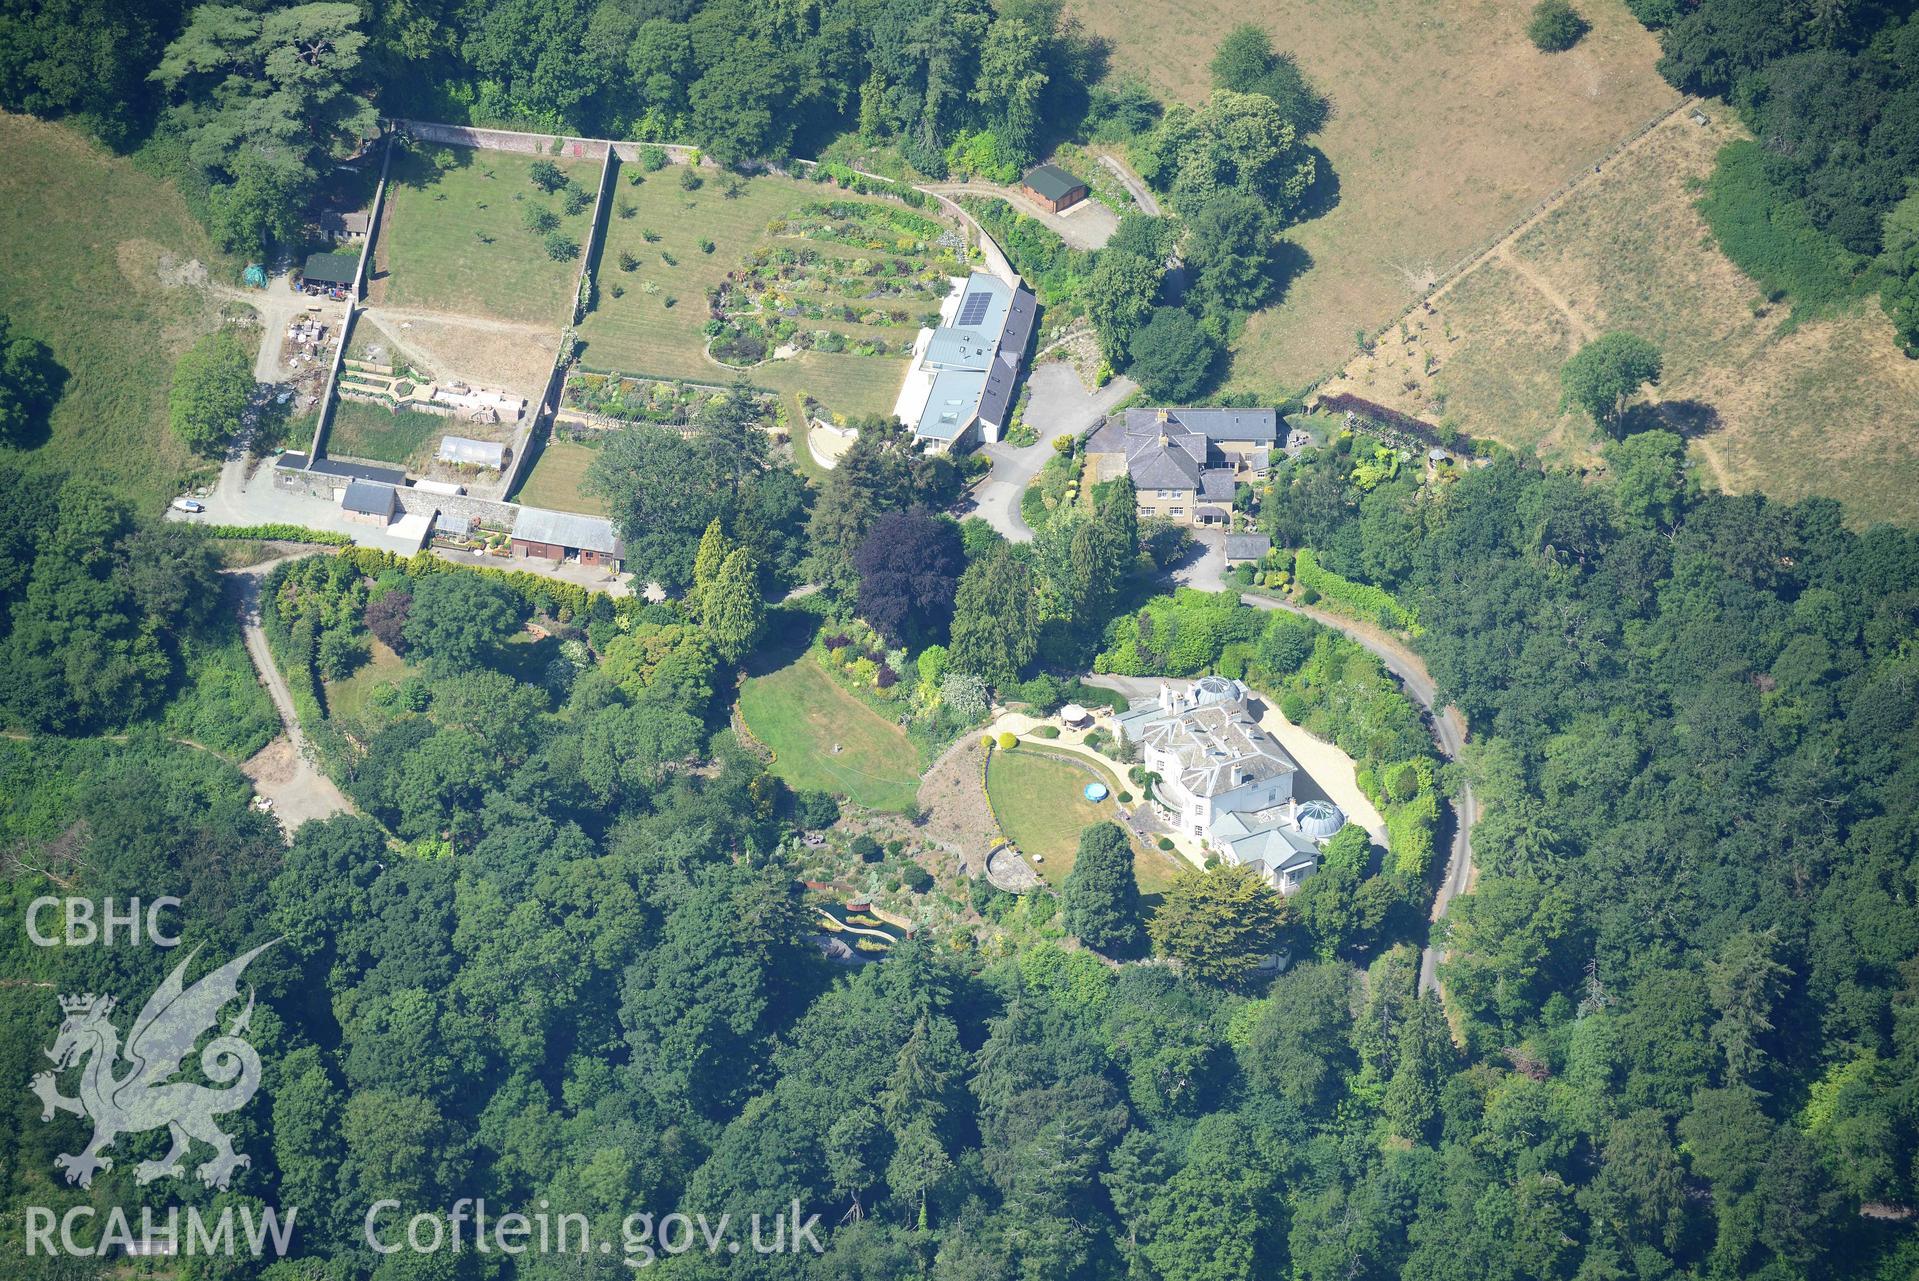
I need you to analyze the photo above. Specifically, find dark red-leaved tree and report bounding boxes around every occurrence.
[853,508,963,647]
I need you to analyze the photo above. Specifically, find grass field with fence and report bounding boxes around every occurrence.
[1327,112,1919,526]
[1074,0,1680,395]
[375,145,599,325]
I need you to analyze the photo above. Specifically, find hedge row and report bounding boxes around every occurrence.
[203,524,354,546]
[1294,549,1417,631]
[332,547,622,626]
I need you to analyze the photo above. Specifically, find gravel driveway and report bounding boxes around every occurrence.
[965,363,1136,542]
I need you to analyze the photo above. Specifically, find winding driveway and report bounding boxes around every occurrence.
[228,557,355,832]
[1095,593,1475,996]
[967,364,1137,542]
[1235,594,1474,996]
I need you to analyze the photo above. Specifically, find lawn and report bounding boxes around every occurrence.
[326,399,448,467]
[1074,0,1680,392]
[323,636,408,722]
[373,144,598,325]
[0,112,233,508]
[577,164,955,419]
[986,747,1187,897]
[737,657,923,812]
[513,435,606,514]
[1323,110,1919,526]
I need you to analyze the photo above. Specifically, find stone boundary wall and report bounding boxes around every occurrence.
[308,136,396,462]
[393,119,707,166]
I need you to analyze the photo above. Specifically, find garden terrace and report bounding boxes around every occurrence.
[577,164,968,420]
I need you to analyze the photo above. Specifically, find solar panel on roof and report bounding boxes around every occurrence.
[956,293,990,326]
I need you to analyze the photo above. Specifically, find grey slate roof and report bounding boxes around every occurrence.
[302,251,359,286]
[1130,444,1201,490]
[513,506,624,556]
[1136,693,1296,799]
[1200,469,1238,501]
[1225,533,1272,561]
[1122,407,1277,444]
[277,452,407,486]
[1022,163,1084,203]
[341,479,397,517]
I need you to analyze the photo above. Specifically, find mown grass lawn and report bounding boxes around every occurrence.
[513,436,606,513]
[375,146,598,325]
[737,657,921,812]
[986,747,1188,898]
[0,113,232,508]
[577,165,934,419]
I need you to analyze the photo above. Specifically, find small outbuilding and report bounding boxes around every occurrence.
[300,251,359,292]
[1224,533,1272,566]
[1020,163,1088,214]
[1060,703,1092,729]
[437,435,507,469]
[340,479,398,525]
[511,506,625,569]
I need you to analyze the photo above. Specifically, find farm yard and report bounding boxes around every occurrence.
[1072,0,1681,392]
[371,144,598,326]
[0,112,232,506]
[577,165,968,419]
[1323,110,1919,527]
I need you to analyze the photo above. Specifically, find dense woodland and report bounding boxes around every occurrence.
[2,2,1918,1279]
[5,402,1918,1279]
[1624,0,1919,348]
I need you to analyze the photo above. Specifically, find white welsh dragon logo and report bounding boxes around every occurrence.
[29,940,276,1190]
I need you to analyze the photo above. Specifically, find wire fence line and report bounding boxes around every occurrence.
[1306,96,1699,401]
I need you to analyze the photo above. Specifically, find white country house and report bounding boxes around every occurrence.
[1115,676,1345,893]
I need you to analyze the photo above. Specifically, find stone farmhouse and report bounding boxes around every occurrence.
[1116,676,1344,893]
[1086,407,1279,527]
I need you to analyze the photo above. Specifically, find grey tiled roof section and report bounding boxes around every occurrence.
[1130,445,1201,490]
[1137,695,1296,798]
[1123,407,1278,443]
[277,452,407,486]
[1225,533,1272,560]
[341,479,397,516]
[1200,469,1237,501]
[513,506,624,556]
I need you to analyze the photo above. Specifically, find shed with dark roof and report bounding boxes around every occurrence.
[301,252,359,290]
[1020,163,1088,213]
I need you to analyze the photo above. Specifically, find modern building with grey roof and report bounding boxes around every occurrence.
[892,271,1037,452]
[1116,677,1342,894]
[1225,533,1272,564]
[1086,407,1278,528]
[1020,163,1088,213]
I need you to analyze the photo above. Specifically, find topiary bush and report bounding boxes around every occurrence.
[997,731,1018,749]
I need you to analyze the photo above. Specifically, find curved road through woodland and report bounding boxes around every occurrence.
[1233,593,1475,996]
